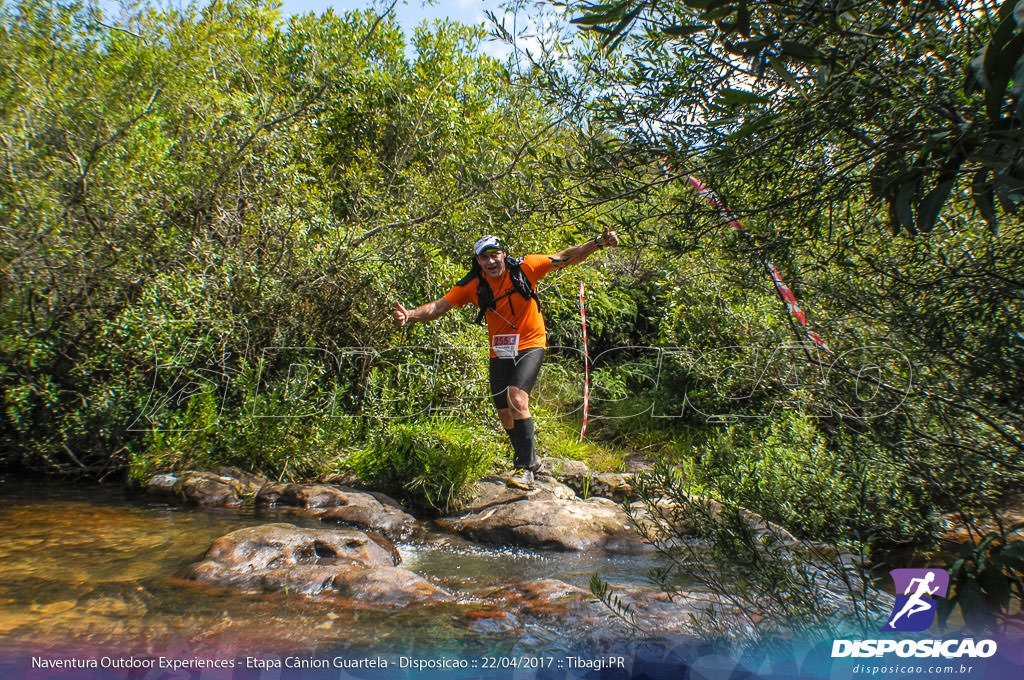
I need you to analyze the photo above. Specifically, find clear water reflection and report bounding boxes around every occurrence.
[0,478,665,656]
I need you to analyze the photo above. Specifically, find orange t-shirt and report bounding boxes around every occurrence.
[444,254,553,358]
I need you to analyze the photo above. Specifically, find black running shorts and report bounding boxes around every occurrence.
[488,347,546,410]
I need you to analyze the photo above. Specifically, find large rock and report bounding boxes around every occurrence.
[215,466,269,495]
[535,458,636,503]
[184,524,449,606]
[256,483,417,539]
[460,474,576,513]
[590,472,635,503]
[630,495,798,545]
[438,497,654,554]
[144,471,247,507]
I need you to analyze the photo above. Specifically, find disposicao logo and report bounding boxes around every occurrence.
[883,568,950,632]
[831,568,998,660]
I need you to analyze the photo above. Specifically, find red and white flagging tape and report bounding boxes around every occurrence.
[579,281,590,441]
[577,171,827,440]
[684,174,832,354]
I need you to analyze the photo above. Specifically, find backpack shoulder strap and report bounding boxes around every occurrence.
[453,261,491,325]
[473,274,492,325]
[507,257,539,305]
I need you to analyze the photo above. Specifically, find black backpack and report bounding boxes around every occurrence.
[456,256,540,328]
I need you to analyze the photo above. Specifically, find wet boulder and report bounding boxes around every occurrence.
[178,472,245,507]
[535,458,636,503]
[590,472,635,504]
[214,466,268,495]
[630,495,798,545]
[144,471,246,507]
[459,474,576,514]
[184,524,449,606]
[256,483,417,539]
[438,497,654,554]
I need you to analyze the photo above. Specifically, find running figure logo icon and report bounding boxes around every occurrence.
[882,569,951,632]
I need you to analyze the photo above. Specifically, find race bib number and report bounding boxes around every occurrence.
[492,334,520,359]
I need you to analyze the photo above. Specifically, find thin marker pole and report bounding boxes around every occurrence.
[579,281,590,441]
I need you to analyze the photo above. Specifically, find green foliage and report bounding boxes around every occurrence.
[124,355,354,482]
[345,418,497,515]
[519,0,1024,641]
[567,0,1024,234]
[630,462,889,646]
[589,574,640,632]
[0,0,565,478]
[696,412,932,543]
[513,0,1023,522]
[940,523,1024,633]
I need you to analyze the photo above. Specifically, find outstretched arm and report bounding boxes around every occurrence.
[548,227,619,271]
[392,298,454,327]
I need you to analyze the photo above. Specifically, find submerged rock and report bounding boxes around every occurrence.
[184,524,449,606]
[256,483,417,539]
[450,579,600,637]
[477,578,719,641]
[485,579,601,620]
[457,608,522,634]
[438,497,653,554]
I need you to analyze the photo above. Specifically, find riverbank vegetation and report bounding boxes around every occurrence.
[2,0,1022,645]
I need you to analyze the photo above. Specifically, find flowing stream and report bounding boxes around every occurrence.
[0,477,669,659]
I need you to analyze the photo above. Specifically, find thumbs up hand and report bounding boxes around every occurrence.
[600,227,619,248]
[392,302,409,327]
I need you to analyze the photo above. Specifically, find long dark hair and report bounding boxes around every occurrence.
[455,259,483,287]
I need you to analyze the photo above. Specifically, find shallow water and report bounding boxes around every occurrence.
[0,478,665,657]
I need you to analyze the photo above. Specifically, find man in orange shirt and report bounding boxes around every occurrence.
[392,230,619,487]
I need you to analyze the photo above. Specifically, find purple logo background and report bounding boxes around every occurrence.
[882,568,950,632]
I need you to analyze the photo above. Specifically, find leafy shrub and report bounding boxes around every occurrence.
[345,418,497,515]
[940,523,1024,634]
[697,409,932,543]
[628,462,889,647]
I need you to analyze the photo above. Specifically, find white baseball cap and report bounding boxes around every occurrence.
[473,235,504,255]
